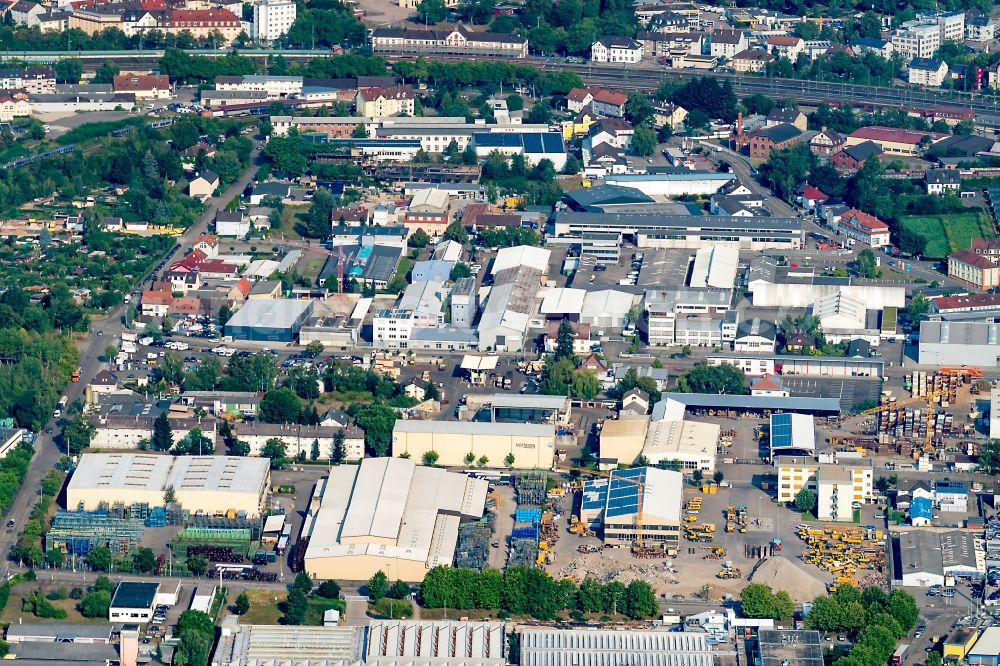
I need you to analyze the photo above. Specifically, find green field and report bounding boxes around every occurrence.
[899,211,996,259]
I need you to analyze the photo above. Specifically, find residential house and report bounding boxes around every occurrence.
[731,49,774,73]
[766,108,807,132]
[620,388,650,418]
[733,317,777,353]
[566,88,594,113]
[166,270,201,294]
[215,210,250,238]
[192,234,219,258]
[188,170,220,199]
[908,58,949,86]
[652,103,688,130]
[830,140,883,171]
[784,332,816,353]
[588,118,635,151]
[35,8,68,32]
[710,29,747,58]
[744,123,802,160]
[972,238,1000,259]
[797,185,828,210]
[636,31,705,58]
[803,40,831,59]
[544,320,592,355]
[766,35,804,60]
[925,168,961,195]
[966,14,995,40]
[141,291,173,317]
[8,0,43,25]
[579,353,610,384]
[838,208,891,248]
[590,88,628,118]
[0,90,29,121]
[402,378,430,401]
[355,85,416,117]
[750,374,789,397]
[113,74,171,100]
[235,423,365,459]
[590,36,644,63]
[809,128,846,156]
[162,8,242,41]
[852,37,893,58]
[948,249,1000,289]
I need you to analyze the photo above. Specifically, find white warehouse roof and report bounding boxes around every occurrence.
[367,620,506,663]
[689,246,739,289]
[519,628,714,666]
[491,245,550,275]
[539,287,586,315]
[69,454,269,497]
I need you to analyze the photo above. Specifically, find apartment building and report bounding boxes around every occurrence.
[949,249,1000,289]
[252,0,296,42]
[776,461,873,507]
[371,23,528,59]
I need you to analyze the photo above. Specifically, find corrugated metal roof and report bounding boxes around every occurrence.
[662,394,841,413]
[519,629,714,666]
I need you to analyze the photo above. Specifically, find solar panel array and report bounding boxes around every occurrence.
[605,467,647,519]
[769,413,793,449]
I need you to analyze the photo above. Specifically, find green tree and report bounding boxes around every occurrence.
[740,583,794,619]
[284,588,308,624]
[78,591,112,618]
[132,547,157,574]
[450,262,472,280]
[623,580,658,619]
[422,450,440,466]
[234,592,250,615]
[187,554,208,576]
[630,125,657,156]
[331,429,346,465]
[54,58,82,84]
[762,143,816,200]
[92,60,120,84]
[259,388,303,423]
[46,548,65,568]
[554,319,576,360]
[904,293,930,324]
[408,228,431,248]
[151,412,173,451]
[310,438,320,461]
[675,364,747,395]
[63,416,96,455]
[86,546,112,572]
[368,570,389,601]
[293,570,314,594]
[854,248,880,279]
[261,438,288,468]
[443,221,468,244]
[504,453,516,468]
[795,488,816,513]
[388,580,411,599]
[316,580,341,598]
[416,0,447,22]
[926,651,942,666]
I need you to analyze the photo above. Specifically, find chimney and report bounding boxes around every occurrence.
[120,628,139,666]
[737,111,743,137]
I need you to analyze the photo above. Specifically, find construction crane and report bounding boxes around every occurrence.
[859,387,956,454]
[558,466,648,551]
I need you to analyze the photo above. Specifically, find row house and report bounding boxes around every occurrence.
[371,23,528,59]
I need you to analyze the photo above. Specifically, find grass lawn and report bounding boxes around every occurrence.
[899,210,996,259]
[240,588,283,624]
[0,585,110,624]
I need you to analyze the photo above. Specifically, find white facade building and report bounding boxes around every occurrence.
[590,37,643,63]
[253,0,296,42]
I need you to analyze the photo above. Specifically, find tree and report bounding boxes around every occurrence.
[416,0,448,22]
[46,548,65,568]
[234,592,250,615]
[461,144,478,165]
[78,591,112,618]
[93,60,120,85]
[316,580,341,598]
[132,547,156,574]
[904,294,930,324]
[762,143,816,200]
[187,554,208,576]
[310,438,321,462]
[854,248,880,279]
[624,92,655,126]
[152,412,173,451]
[527,102,552,124]
[303,189,335,238]
[740,583,794,619]
[504,453,516,468]
[623,580,658,619]
[331,429,346,465]
[683,108,711,133]
[554,319,576,360]
[164,485,177,505]
[368,570,389,601]
[259,388,302,423]
[86,546,112,572]
[408,228,431,248]
[675,364,747,395]
[284,588,307,625]
[795,488,816,514]
[388,580,411,599]
[926,651,942,666]
[630,125,657,156]
[63,416,96,455]
[713,470,724,484]
[293,570,314,594]
[450,262,472,280]
[422,450,440,466]
[443,221,468,244]
[261,438,288,468]
[54,58,82,84]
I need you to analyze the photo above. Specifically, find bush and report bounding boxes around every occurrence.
[69,587,84,600]
[45,588,68,601]
[78,591,112,618]
[315,580,341,599]
[374,598,413,618]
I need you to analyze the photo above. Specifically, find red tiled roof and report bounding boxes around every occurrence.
[113,74,169,92]
[169,8,239,24]
[849,125,949,145]
[547,320,591,339]
[197,259,238,274]
[800,186,828,201]
[932,293,1000,312]
[752,373,783,391]
[951,249,998,270]
[362,85,415,101]
[592,88,628,107]
[767,35,801,46]
[142,290,173,306]
[971,238,1000,252]
[733,49,773,61]
[194,233,218,248]
[234,277,252,297]
[841,208,889,232]
[169,297,201,314]
[566,87,591,102]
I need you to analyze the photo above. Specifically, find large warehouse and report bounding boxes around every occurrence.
[66,454,270,516]
[302,457,488,581]
[225,298,314,342]
[391,420,556,469]
[919,321,1000,367]
[579,466,682,545]
[519,627,714,666]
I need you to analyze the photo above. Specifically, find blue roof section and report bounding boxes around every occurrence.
[581,478,609,511]
[911,496,933,522]
[770,413,793,448]
[935,481,967,495]
[472,132,564,153]
[606,467,647,519]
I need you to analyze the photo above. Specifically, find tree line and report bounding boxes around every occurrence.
[419,566,658,620]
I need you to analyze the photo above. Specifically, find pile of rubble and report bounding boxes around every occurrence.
[554,554,679,587]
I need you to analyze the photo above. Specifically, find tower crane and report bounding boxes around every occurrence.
[859,387,955,454]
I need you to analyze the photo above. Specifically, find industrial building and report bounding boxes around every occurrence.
[653,393,842,416]
[366,620,505,665]
[477,265,542,352]
[579,466,682,545]
[706,353,885,378]
[641,418,719,472]
[604,172,737,196]
[747,257,905,309]
[967,627,1000,666]
[891,529,984,587]
[391,420,556,469]
[66,454,270,516]
[518,627,715,666]
[108,581,159,622]
[486,394,571,424]
[215,623,365,666]
[753,630,823,666]
[224,298,314,342]
[598,419,651,466]
[301,457,488,581]
[768,413,815,457]
[919,321,1000,366]
[550,211,802,251]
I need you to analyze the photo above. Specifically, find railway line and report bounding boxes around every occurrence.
[7,47,1000,119]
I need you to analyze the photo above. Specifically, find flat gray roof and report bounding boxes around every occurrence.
[488,394,569,410]
[225,298,312,330]
[659,394,841,413]
[896,530,943,576]
[519,628,713,666]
